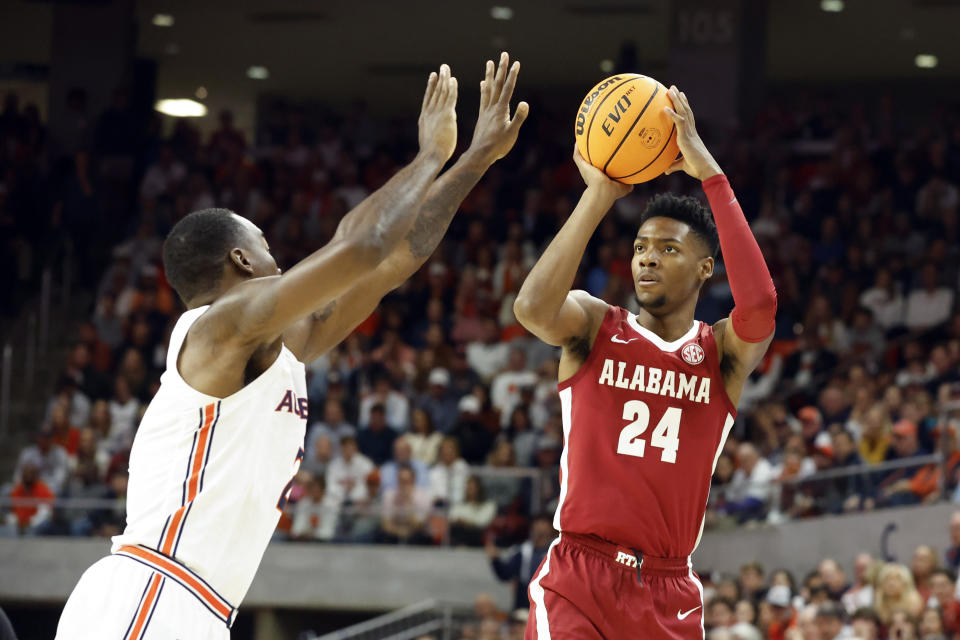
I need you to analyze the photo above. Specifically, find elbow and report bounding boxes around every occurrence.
[513,295,536,326]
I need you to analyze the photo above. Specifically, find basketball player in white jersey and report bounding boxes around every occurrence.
[56,53,528,639]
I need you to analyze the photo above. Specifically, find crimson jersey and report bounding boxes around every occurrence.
[554,305,736,558]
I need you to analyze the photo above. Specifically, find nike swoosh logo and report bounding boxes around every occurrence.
[677,606,702,620]
[611,334,639,344]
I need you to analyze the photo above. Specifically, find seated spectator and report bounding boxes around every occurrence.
[356,404,397,466]
[3,460,55,536]
[15,425,69,494]
[904,263,954,333]
[765,585,797,640]
[735,599,757,627]
[449,476,497,546]
[945,512,960,572]
[858,405,892,464]
[485,514,554,611]
[850,608,881,640]
[306,398,356,457]
[429,436,469,507]
[377,465,432,545]
[484,440,520,511]
[466,318,509,383]
[842,553,876,614]
[358,373,409,432]
[918,606,946,638]
[814,601,851,640]
[874,563,924,625]
[290,476,339,542]
[416,368,459,434]
[326,435,375,505]
[404,408,443,466]
[725,443,775,523]
[708,597,736,630]
[381,438,429,493]
[912,545,939,603]
[452,392,498,465]
[108,376,140,448]
[739,561,767,602]
[860,267,904,331]
[302,432,334,478]
[490,349,538,428]
[928,568,960,634]
[879,420,929,506]
[49,401,81,458]
[507,406,537,468]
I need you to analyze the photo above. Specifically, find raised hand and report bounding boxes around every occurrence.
[469,52,529,165]
[418,64,458,163]
[662,86,722,181]
[573,147,632,201]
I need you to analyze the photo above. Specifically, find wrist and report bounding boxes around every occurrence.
[415,148,451,171]
[460,146,497,171]
[584,184,621,206]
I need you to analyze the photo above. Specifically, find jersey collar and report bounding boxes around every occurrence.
[625,314,700,352]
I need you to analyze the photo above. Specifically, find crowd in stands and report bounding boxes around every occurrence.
[1,82,960,546]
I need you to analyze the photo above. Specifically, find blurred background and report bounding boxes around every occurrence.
[1,0,960,639]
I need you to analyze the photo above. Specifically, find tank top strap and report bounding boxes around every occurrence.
[166,306,211,372]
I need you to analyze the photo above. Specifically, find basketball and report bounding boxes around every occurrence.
[574,74,680,184]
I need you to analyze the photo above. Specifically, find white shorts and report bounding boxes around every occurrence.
[56,545,236,640]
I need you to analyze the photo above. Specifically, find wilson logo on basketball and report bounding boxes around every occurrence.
[680,343,704,365]
[639,127,662,149]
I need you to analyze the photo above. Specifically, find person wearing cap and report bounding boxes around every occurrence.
[879,419,929,506]
[416,367,459,434]
[765,585,797,640]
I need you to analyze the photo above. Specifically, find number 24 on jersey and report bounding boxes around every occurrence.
[617,400,681,463]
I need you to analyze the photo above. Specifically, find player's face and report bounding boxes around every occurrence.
[631,217,713,315]
[233,214,281,278]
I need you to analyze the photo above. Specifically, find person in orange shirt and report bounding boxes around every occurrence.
[4,461,55,536]
[766,585,798,640]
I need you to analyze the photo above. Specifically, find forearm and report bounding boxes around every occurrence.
[515,188,613,318]
[703,174,777,342]
[333,150,446,259]
[379,149,491,283]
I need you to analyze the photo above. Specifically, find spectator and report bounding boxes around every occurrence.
[765,585,797,640]
[302,432,334,478]
[945,512,960,571]
[912,545,939,603]
[49,401,81,458]
[486,514,554,611]
[306,399,356,457]
[819,558,850,601]
[904,264,954,332]
[416,368,459,434]
[449,476,497,547]
[404,408,443,466]
[740,561,767,601]
[381,438,430,493]
[708,598,736,630]
[107,376,140,449]
[850,607,881,640]
[290,476,339,542]
[356,404,397,466]
[429,436,469,507]
[858,406,892,464]
[466,318,510,383]
[815,601,852,640]
[358,374,409,432]
[490,349,538,427]
[928,568,960,634]
[842,552,876,614]
[735,599,757,626]
[3,460,55,536]
[860,268,905,331]
[726,443,775,523]
[874,563,924,625]
[377,465,432,545]
[880,420,929,506]
[484,440,520,511]
[507,406,537,468]
[918,606,945,638]
[326,435,375,505]
[15,426,69,494]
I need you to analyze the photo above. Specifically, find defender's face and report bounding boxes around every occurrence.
[233,214,281,277]
[631,217,712,313]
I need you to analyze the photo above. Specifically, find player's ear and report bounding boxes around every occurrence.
[698,256,714,281]
[230,248,255,275]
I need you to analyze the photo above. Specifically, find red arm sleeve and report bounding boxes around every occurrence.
[702,174,777,343]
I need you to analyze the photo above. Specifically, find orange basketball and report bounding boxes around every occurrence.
[574,74,680,184]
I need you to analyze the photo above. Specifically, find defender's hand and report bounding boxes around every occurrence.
[418,64,458,162]
[662,86,722,181]
[573,147,632,201]
[469,52,529,165]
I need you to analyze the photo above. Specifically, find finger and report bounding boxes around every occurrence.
[480,60,494,110]
[437,64,450,103]
[667,86,684,116]
[447,76,458,107]
[499,61,521,107]
[508,101,529,134]
[422,72,438,110]
[679,90,694,125]
[663,106,685,125]
[662,158,685,175]
[491,51,509,104]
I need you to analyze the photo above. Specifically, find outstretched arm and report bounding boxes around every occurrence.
[285,53,530,362]
[513,149,631,381]
[663,86,777,400]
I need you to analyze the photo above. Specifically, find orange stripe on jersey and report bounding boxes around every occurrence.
[160,505,187,555]
[127,573,163,640]
[186,403,216,501]
[119,545,233,620]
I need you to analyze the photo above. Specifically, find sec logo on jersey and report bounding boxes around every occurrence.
[680,343,704,365]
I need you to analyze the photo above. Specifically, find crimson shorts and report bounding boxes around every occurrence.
[525,533,705,640]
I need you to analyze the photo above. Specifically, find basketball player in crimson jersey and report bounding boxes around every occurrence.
[513,86,777,640]
[56,54,528,639]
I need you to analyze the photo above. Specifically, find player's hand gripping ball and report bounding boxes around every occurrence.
[574,74,680,184]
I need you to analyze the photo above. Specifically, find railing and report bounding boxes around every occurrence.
[307,599,476,640]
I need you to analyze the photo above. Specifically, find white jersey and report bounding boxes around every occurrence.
[112,305,307,606]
